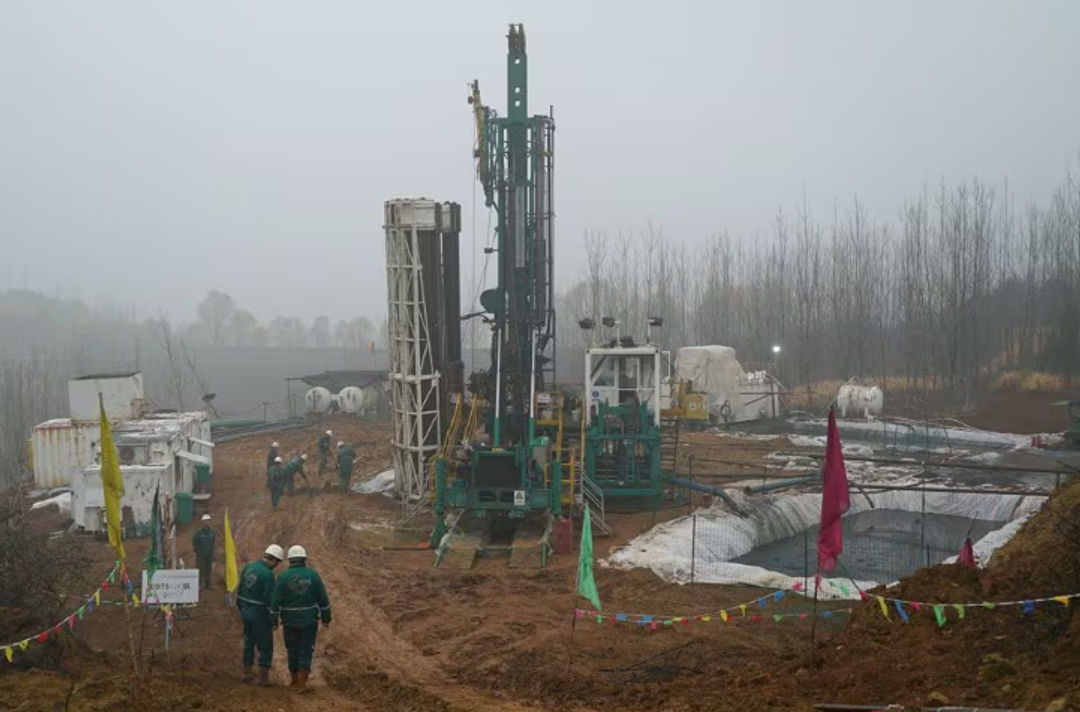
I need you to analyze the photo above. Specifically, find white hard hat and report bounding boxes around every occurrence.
[287,545,307,560]
[271,441,279,448]
[300,454,307,461]
[274,456,283,463]
[337,441,344,448]
[201,514,211,522]
[264,544,285,561]
[325,430,332,436]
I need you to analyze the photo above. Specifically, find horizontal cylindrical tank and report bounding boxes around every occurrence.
[305,387,333,414]
[339,387,366,414]
[836,384,884,419]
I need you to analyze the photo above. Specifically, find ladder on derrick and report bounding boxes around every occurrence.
[660,415,682,473]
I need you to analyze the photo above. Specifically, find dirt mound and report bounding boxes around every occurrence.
[961,389,1078,434]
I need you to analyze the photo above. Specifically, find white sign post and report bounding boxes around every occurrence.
[141,569,200,606]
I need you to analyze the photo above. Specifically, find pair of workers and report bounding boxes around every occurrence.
[307,432,357,492]
[236,543,332,691]
[265,442,309,509]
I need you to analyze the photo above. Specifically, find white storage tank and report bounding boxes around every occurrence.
[338,387,366,414]
[837,384,884,419]
[305,387,333,415]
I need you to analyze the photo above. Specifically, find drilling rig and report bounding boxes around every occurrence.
[430,24,562,547]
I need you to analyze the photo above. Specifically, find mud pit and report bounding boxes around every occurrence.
[734,509,1005,583]
[3,416,1080,711]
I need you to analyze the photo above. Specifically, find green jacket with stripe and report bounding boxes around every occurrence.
[236,559,276,610]
[271,563,331,628]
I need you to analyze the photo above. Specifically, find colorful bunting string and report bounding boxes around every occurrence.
[575,581,1080,632]
[1,561,120,665]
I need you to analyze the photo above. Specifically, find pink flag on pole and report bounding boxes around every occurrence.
[957,537,976,568]
[817,408,850,574]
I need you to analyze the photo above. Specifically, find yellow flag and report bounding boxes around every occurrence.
[720,610,729,622]
[18,640,29,651]
[877,596,890,619]
[224,510,239,593]
[3,646,12,663]
[98,396,126,560]
[1054,596,1070,607]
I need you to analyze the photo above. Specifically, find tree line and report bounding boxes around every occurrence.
[555,158,1080,406]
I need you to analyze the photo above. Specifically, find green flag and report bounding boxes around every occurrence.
[577,503,602,611]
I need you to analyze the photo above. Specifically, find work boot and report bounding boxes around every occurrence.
[242,666,255,684]
[257,667,271,687]
[295,669,312,694]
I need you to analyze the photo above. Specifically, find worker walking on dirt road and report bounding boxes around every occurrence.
[283,453,308,496]
[193,514,215,590]
[238,544,284,685]
[268,456,285,510]
[336,441,355,492]
[317,430,333,474]
[271,545,331,692]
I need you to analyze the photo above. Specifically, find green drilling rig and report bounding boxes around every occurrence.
[430,24,563,548]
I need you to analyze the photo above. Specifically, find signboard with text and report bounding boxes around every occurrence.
[141,569,199,605]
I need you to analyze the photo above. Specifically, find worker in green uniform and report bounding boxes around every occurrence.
[283,453,308,496]
[270,545,331,691]
[237,544,284,685]
[336,441,355,492]
[266,441,279,484]
[268,456,285,510]
[192,514,215,590]
[317,430,333,475]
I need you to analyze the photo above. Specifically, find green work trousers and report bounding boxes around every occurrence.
[283,623,319,672]
[241,605,274,668]
[270,482,283,509]
[338,471,352,492]
[197,554,212,590]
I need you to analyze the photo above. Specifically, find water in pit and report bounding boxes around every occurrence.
[732,509,1005,584]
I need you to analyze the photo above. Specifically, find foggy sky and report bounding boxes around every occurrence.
[2,1,1078,325]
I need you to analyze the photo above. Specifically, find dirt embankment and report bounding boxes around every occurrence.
[2,418,1079,711]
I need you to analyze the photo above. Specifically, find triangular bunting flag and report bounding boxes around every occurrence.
[981,602,995,609]
[738,604,747,617]
[1022,600,1036,616]
[720,610,729,622]
[772,614,783,623]
[77,607,85,620]
[910,601,922,612]
[18,640,30,651]
[1054,596,1070,607]
[702,615,711,622]
[3,646,12,663]
[876,596,889,619]
[954,604,966,620]
[94,591,101,606]
[894,600,910,623]
[36,631,49,643]
[66,615,75,631]
[773,591,784,603]
[933,605,947,627]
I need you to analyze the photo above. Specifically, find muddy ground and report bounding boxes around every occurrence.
[3,408,1080,711]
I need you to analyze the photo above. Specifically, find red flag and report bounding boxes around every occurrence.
[957,537,976,568]
[817,408,850,573]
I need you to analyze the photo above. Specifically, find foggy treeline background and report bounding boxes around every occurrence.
[557,161,1080,405]
[4,159,1080,483]
[0,291,381,482]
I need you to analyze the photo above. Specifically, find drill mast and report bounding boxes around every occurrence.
[471,23,555,447]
